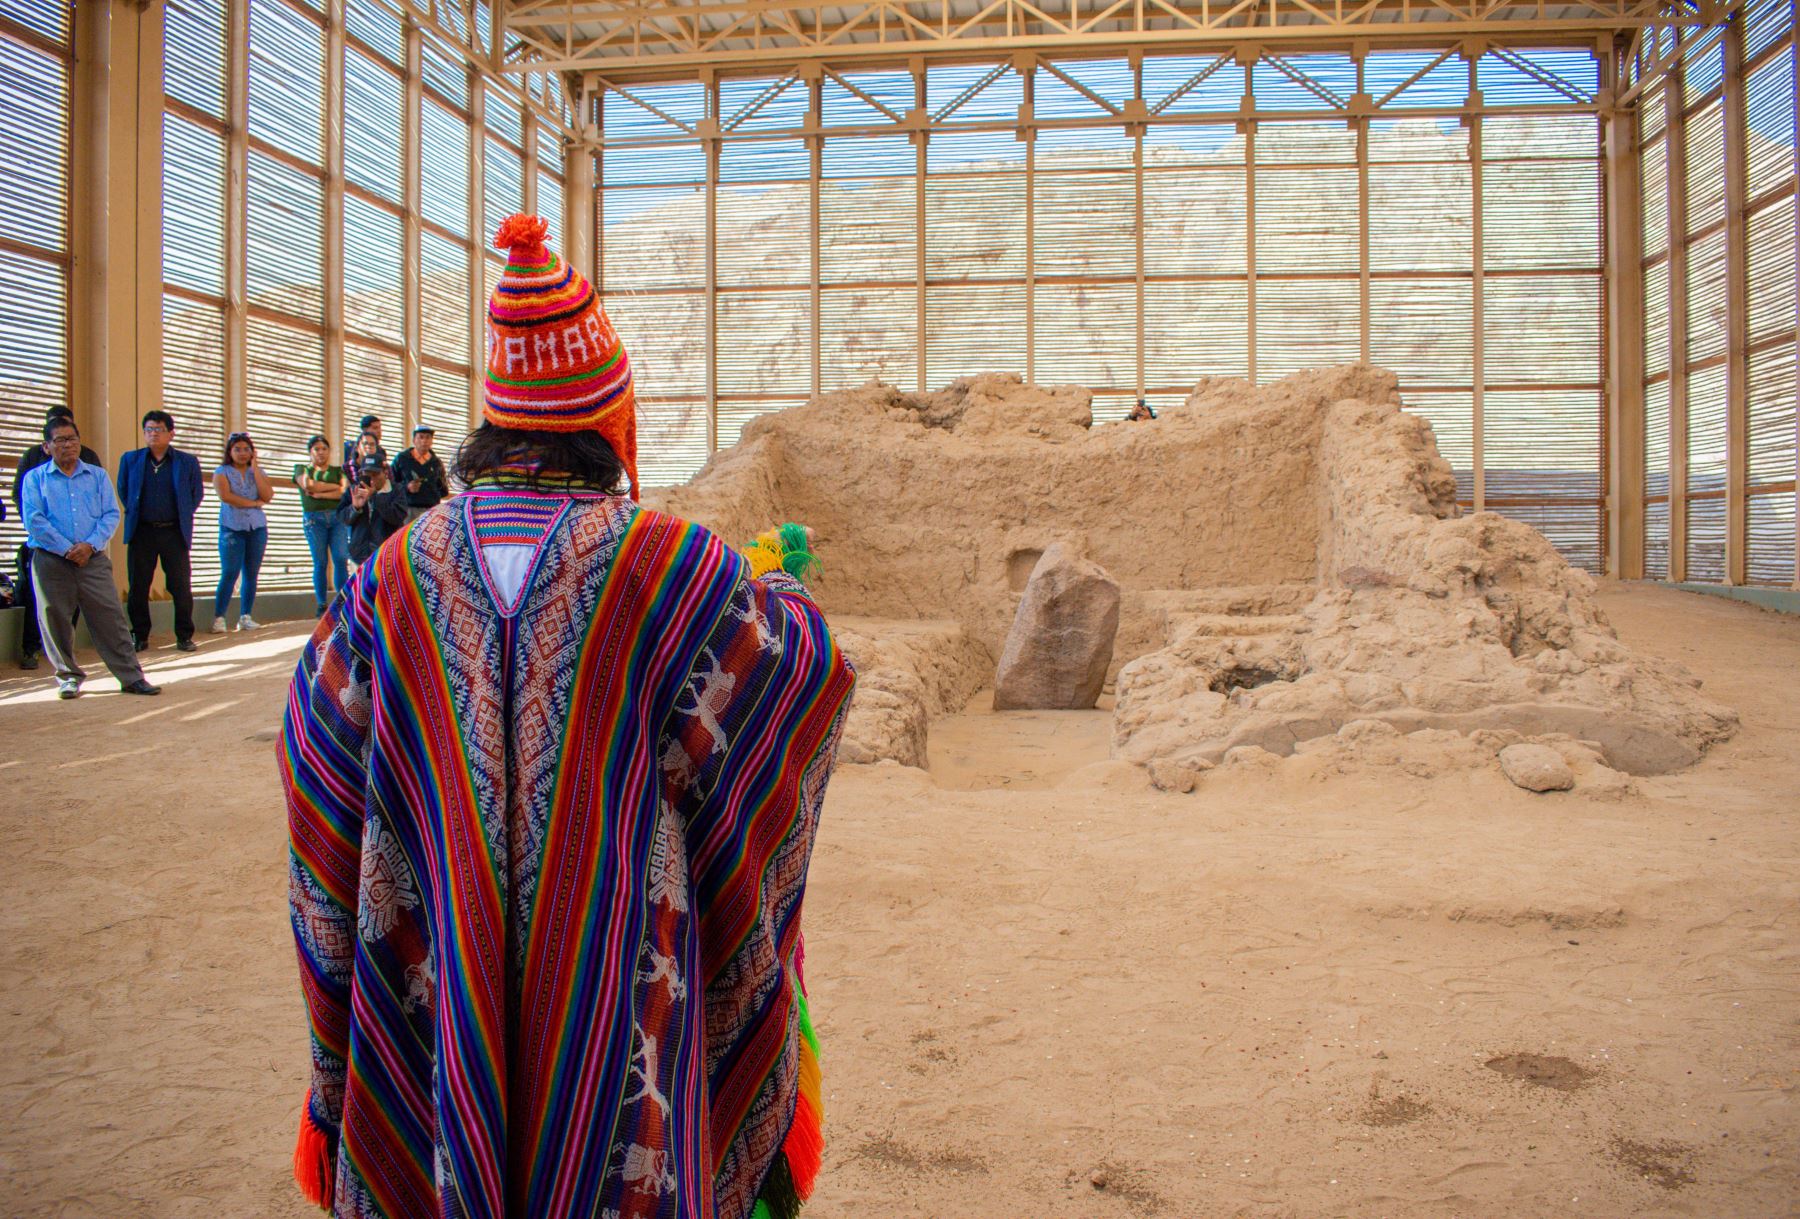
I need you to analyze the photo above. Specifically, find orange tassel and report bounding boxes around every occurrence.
[293,1091,335,1211]
[493,213,549,254]
[783,1092,825,1200]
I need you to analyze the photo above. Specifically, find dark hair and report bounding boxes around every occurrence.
[452,424,627,493]
[306,433,328,450]
[359,414,380,429]
[141,409,175,432]
[45,405,73,422]
[44,417,78,442]
[223,431,256,465]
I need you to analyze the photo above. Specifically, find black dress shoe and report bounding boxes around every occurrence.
[176,638,197,652]
[19,652,39,671]
[120,679,161,696]
[134,641,148,653]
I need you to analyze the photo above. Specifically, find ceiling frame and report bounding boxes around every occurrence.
[496,0,1727,80]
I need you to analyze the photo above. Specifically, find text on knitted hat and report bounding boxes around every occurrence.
[487,313,613,379]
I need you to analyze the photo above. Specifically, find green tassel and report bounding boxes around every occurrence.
[775,522,810,555]
[794,987,821,1061]
[753,1152,804,1219]
[773,522,820,582]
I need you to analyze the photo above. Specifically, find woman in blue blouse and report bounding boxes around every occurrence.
[211,431,275,632]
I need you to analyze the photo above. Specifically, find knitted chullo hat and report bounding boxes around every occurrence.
[484,213,637,498]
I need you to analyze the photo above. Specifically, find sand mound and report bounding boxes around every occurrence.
[646,365,1736,774]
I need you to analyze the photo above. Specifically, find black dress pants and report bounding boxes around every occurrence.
[126,523,196,645]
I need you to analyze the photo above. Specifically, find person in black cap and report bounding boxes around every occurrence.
[390,424,450,522]
[343,414,387,473]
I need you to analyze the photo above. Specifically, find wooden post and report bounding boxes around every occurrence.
[521,104,539,216]
[1603,40,1646,579]
[704,72,719,451]
[914,59,927,393]
[133,3,165,444]
[1469,89,1485,512]
[225,0,249,435]
[1021,56,1034,385]
[323,0,346,449]
[401,19,422,437]
[563,136,595,294]
[808,67,822,398]
[1355,48,1371,366]
[1133,52,1146,402]
[70,0,109,446]
[1663,69,1688,582]
[589,76,603,298]
[1242,55,1256,384]
[466,71,486,434]
[99,0,136,461]
[1721,16,1750,585]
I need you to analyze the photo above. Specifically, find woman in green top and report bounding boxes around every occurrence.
[294,434,349,616]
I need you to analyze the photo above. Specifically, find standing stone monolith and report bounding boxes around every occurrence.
[993,542,1120,710]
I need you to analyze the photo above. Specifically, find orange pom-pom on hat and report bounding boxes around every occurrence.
[484,213,637,498]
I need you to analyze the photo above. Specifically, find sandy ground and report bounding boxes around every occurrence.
[0,581,1795,1217]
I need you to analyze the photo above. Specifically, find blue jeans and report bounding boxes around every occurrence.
[302,510,350,612]
[215,526,268,619]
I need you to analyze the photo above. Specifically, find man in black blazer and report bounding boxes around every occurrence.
[116,410,206,652]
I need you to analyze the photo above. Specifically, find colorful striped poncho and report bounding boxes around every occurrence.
[282,488,854,1218]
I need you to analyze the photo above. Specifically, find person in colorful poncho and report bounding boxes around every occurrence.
[283,213,855,1219]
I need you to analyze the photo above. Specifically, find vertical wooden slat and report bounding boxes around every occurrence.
[1664,65,1689,582]
[1721,15,1750,585]
[1603,39,1646,579]
[401,18,422,438]
[323,0,345,450]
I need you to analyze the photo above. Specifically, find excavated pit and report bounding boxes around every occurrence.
[644,365,1737,778]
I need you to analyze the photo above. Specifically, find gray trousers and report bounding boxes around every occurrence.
[32,549,145,687]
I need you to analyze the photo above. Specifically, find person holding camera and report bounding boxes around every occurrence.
[343,414,387,474]
[338,453,407,567]
[390,424,449,522]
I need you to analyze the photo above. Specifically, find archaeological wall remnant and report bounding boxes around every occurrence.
[646,366,1736,775]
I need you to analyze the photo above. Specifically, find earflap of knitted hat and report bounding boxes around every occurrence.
[484,213,638,498]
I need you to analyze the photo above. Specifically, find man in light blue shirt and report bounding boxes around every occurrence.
[20,417,160,698]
